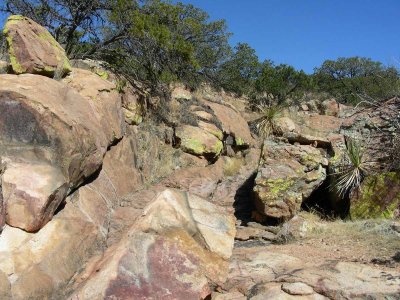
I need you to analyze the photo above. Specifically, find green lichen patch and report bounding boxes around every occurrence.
[181,138,205,155]
[350,172,400,219]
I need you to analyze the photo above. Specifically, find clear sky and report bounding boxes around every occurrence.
[177,0,400,73]
[1,1,399,73]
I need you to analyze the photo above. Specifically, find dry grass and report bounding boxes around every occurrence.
[223,157,244,177]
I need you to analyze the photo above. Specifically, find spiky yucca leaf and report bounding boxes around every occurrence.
[331,137,372,198]
[255,103,283,138]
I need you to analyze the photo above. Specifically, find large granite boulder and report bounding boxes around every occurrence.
[254,140,328,220]
[3,15,71,77]
[0,74,111,232]
[69,189,236,299]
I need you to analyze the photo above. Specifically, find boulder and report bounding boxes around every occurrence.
[2,160,68,232]
[135,189,236,260]
[284,114,342,147]
[3,15,71,77]
[63,68,125,144]
[254,140,328,220]
[202,100,253,146]
[274,116,296,135]
[350,172,400,219]
[69,189,236,299]
[0,74,111,231]
[175,125,223,157]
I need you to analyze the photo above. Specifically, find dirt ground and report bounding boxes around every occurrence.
[269,218,400,272]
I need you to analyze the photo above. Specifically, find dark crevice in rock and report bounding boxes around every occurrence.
[301,174,350,219]
[233,172,257,224]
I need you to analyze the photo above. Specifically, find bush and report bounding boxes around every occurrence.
[255,103,284,138]
[330,137,375,198]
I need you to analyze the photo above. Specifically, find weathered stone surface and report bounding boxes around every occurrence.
[63,68,125,144]
[171,83,192,100]
[277,213,322,240]
[350,172,400,219]
[0,270,10,299]
[224,245,400,299]
[2,161,68,232]
[69,189,235,300]
[284,115,342,147]
[3,15,71,76]
[223,248,304,293]
[121,84,144,125]
[279,261,400,299]
[161,159,224,199]
[202,100,254,146]
[102,136,142,198]
[321,99,339,116]
[212,291,246,300]
[176,125,223,157]
[281,282,315,296]
[274,116,296,135]
[254,140,328,220]
[135,189,236,260]
[0,74,112,231]
[249,282,327,300]
[0,138,139,299]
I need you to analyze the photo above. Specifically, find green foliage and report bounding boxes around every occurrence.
[1,0,231,93]
[217,43,260,95]
[253,60,312,105]
[314,57,400,104]
[331,137,374,198]
[255,103,283,138]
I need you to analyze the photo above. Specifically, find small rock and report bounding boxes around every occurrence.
[281,282,314,295]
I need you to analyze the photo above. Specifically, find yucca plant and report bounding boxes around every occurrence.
[331,137,373,198]
[255,103,283,138]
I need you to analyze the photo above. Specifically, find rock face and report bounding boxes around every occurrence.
[69,189,235,299]
[350,172,400,219]
[254,140,328,220]
[3,15,71,77]
[0,74,114,231]
[0,136,140,299]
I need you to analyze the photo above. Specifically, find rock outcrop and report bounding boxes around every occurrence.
[3,15,71,77]
[0,74,121,231]
[254,140,328,220]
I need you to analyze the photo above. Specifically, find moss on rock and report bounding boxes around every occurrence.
[350,172,400,219]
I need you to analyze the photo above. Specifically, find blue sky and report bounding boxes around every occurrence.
[1,1,399,73]
[177,0,400,73]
